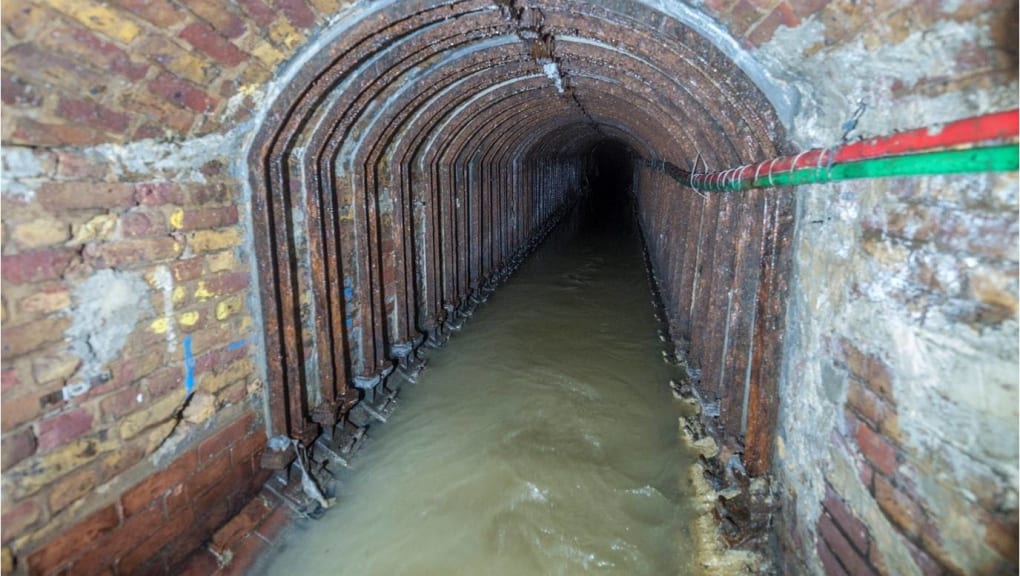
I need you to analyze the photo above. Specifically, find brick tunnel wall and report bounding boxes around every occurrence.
[1,0,1017,575]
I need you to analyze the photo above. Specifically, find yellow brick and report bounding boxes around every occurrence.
[4,434,119,499]
[215,296,244,320]
[43,0,141,43]
[11,219,70,248]
[306,0,347,14]
[119,388,186,439]
[20,290,71,315]
[269,19,304,50]
[187,229,242,253]
[142,418,177,454]
[178,311,200,327]
[200,358,254,394]
[182,391,216,424]
[71,214,116,244]
[251,41,285,68]
[207,250,237,273]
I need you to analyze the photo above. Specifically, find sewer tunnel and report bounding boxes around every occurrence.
[0,0,1017,574]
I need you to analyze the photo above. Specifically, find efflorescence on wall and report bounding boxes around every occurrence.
[1,0,1017,574]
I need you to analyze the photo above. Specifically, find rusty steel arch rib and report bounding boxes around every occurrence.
[246,0,792,476]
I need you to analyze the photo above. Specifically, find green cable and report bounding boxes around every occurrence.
[695,144,1020,192]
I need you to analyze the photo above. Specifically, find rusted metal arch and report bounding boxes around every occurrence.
[247,0,791,462]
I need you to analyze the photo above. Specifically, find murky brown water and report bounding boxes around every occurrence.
[256,214,697,575]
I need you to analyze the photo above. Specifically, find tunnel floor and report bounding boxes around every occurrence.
[252,207,700,575]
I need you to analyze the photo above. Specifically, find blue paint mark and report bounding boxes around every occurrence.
[346,318,354,328]
[226,340,246,351]
[183,335,196,394]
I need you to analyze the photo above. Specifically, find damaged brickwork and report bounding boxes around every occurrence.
[1,0,1017,574]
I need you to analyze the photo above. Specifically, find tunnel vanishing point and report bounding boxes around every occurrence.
[1,0,1018,573]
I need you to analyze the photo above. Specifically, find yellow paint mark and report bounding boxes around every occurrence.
[239,83,259,97]
[178,311,200,327]
[216,296,243,320]
[172,286,186,304]
[194,281,214,300]
[150,318,170,334]
[170,208,184,230]
[43,0,141,43]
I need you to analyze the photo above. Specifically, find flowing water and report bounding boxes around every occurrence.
[255,212,698,576]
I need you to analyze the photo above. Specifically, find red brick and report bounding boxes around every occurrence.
[2,368,21,395]
[875,475,924,539]
[38,181,136,211]
[161,529,208,571]
[846,380,899,442]
[1,74,42,107]
[48,466,98,513]
[1,392,46,433]
[187,451,233,499]
[837,339,895,402]
[163,482,190,518]
[221,533,268,576]
[195,343,250,375]
[1,498,41,544]
[856,421,898,478]
[188,183,232,205]
[199,412,253,463]
[274,0,316,28]
[121,210,169,238]
[204,271,251,295]
[10,118,105,147]
[44,26,149,82]
[27,504,119,574]
[1,249,76,284]
[107,0,183,27]
[135,181,186,206]
[170,258,205,283]
[56,98,130,136]
[144,367,185,399]
[211,495,272,553]
[230,427,267,467]
[121,450,198,516]
[54,150,109,180]
[180,206,239,230]
[118,507,195,574]
[901,537,943,576]
[823,484,870,555]
[727,0,765,35]
[174,549,219,576]
[818,511,879,576]
[254,503,291,542]
[100,383,145,420]
[1,317,70,359]
[84,237,182,268]
[235,0,276,26]
[181,0,248,38]
[747,3,799,46]
[791,0,827,17]
[148,73,218,113]
[179,23,248,67]
[37,408,93,453]
[817,538,849,576]
[1,427,37,472]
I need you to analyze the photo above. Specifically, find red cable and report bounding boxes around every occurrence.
[698,109,1019,188]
